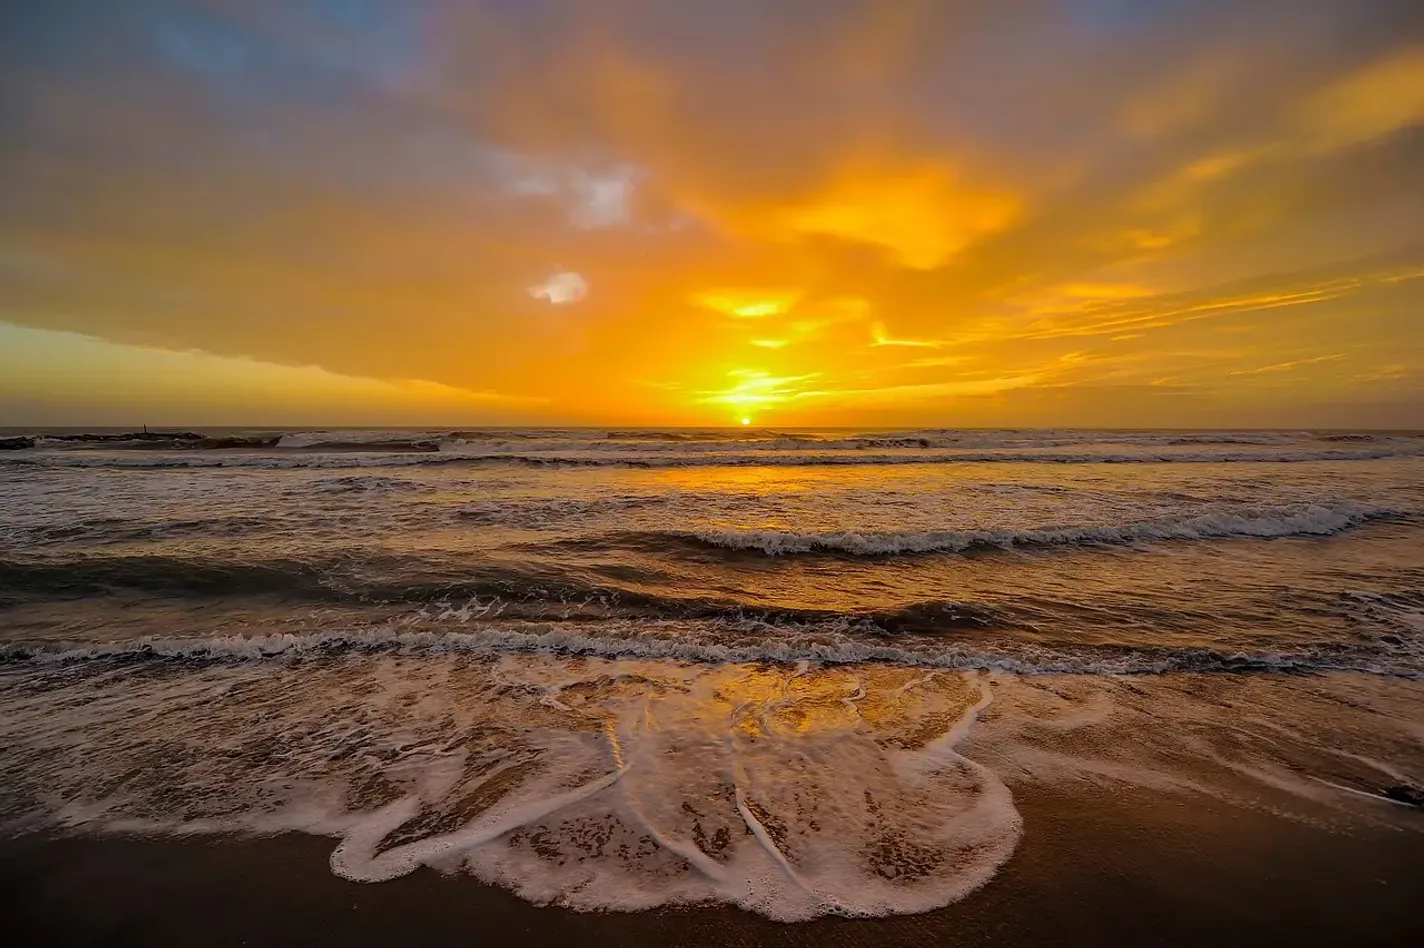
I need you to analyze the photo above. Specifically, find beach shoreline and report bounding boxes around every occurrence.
[6,778,1422,947]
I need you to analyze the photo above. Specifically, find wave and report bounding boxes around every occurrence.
[0,555,352,602]
[1343,590,1424,638]
[456,432,1417,454]
[454,494,670,524]
[449,491,759,525]
[0,515,272,547]
[284,428,589,445]
[275,436,441,452]
[309,474,433,494]
[0,555,1001,630]
[602,429,817,443]
[2,623,1416,677]
[535,429,1415,451]
[6,446,1423,470]
[606,502,1403,557]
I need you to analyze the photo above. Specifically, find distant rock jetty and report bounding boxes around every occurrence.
[49,431,206,442]
[5,432,283,450]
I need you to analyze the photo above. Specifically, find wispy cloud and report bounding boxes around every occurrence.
[1229,354,1344,376]
[870,322,942,348]
[692,290,803,319]
[1014,266,1424,342]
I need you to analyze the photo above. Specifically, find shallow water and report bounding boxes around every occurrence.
[2,427,1422,919]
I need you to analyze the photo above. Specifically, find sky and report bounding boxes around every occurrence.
[1,0,1422,428]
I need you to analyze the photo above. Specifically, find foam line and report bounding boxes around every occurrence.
[4,623,1421,676]
[331,768,627,883]
[672,502,1401,555]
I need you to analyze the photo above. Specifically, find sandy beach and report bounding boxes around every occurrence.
[6,777,1422,948]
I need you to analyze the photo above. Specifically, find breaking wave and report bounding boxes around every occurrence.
[0,555,997,630]
[2,622,1418,676]
[308,474,434,494]
[611,502,1402,556]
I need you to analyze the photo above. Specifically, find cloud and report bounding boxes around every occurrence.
[488,152,641,228]
[528,270,589,304]
[696,370,819,409]
[775,162,1021,269]
[1228,354,1344,376]
[870,322,942,348]
[692,289,802,319]
[1010,259,1424,342]
[0,323,547,426]
[1299,47,1424,151]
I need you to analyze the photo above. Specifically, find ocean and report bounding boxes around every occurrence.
[2,427,1422,922]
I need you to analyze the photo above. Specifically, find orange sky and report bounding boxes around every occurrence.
[1,1,1422,427]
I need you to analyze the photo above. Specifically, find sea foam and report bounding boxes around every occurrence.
[0,658,1022,920]
[5,616,1419,677]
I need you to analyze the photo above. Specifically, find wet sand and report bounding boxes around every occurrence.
[5,782,1421,948]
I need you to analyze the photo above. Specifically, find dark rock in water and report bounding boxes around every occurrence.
[0,436,35,450]
[1383,785,1424,806]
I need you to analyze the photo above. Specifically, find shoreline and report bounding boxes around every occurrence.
[5,781,1422,947]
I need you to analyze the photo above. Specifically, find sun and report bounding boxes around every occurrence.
[740,417,752,426]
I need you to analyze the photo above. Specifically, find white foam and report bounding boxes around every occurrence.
[274,430,448,448]
[0,658,1022,920]
[4,618,1418,677]
[5,654,1423,918]
[967,674,1424,834]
